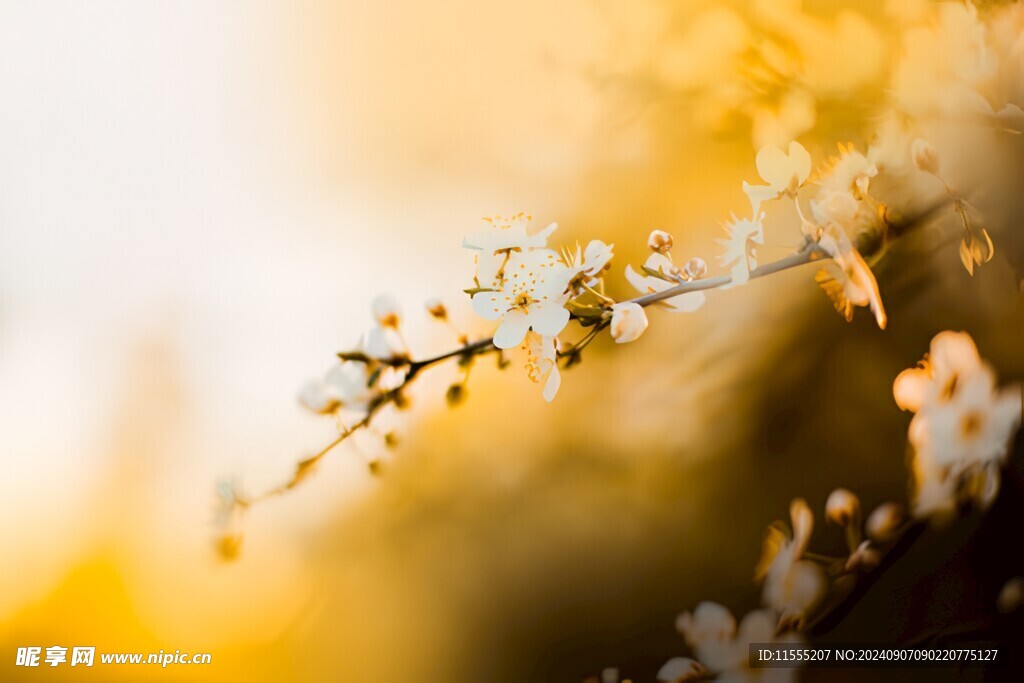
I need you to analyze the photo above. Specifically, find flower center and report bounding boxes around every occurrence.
[959,411,984,439]
[514,292,534,309]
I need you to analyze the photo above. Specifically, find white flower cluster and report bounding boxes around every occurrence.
[894,332,1022,519]
[658,330,1021,679]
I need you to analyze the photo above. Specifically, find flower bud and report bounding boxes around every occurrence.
[371,293,402,328]
[825,488,861,527]
[425,298,448,319]
[446,383,466,406]
[648,229,674,254]
[911,138,939,175]
[866,502,905,543]
[683,257,707,281]
[609,302,648,344]
[845,540,881,572]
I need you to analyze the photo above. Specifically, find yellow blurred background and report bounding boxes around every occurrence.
[3,1,1021,681]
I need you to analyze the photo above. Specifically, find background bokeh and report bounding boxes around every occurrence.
[2,1,1022,681]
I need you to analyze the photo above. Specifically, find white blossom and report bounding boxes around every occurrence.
[471,248,572,349]
[463,213,558,287]
[755,498,827,628]
[625,253,705,312]
[371,293,402,328]
[894,331,1022,518]
[815,224,887,328]
[677,603,801,680]
[609,302,648,344]
[742,141,812,213]
[567,239,615,287]
[717,212,765,286]
[298,361,375,415]
[911,138,940,174]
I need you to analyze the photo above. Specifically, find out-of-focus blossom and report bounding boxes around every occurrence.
[463,213,558,287]
[910,138,939,175]
[825,488,861,528]
[361,325,407,361]
[742,141,812,213]
[810,189,859,228]
[523,331,560,402]
[424,297,448,320]
[865,502,905,543]
[845,540,881,573]
[371,293,402,328]
[625,253,705,313]
[819,145,877,198]
[814,224,887,329]
[717,212,765,286]
[998,578,1024,614]
[755,499,827,629]
[676,603,801,681]
[656,657,705,683]
[471,248,572,349]
[299,361,375,415]
[894,332,1022,519]
[609,302,648,344]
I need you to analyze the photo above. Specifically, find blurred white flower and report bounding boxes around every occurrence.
[755,498,827,629]
[677,603,801,680]
[894,332,1022,518]
[656,657,705,683]
[810,189,859,228]
[625,253,706,312]
[299,361,374,415]
[814,224,887,328]
[463,213,557,287]
[523,331,561,402]
[910,138,940,174]
[361,325,407,361]
[819,145,877,198]
[471,248,572,349]
[825,488,861,528]
[371,293,402,328]
[865,502,905,543]
[609,302,648,344]
[717,212,765,286]
[742,141,812,213]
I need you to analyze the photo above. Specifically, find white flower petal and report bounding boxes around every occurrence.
[529,300,571,337]
[493,309,532,349]
[471,291,505,321]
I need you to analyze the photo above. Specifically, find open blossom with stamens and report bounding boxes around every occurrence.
[675,602,801,681]
[463,214,558,287]
[814,224,887,328]
[567,240,614,287]
[742,141,812,213]
[717,212,765,285]
[894,331,1022,518]
[755,499,827,629]
[625,253,705,312]
[523,331,561,402]
[471,248,572,349]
